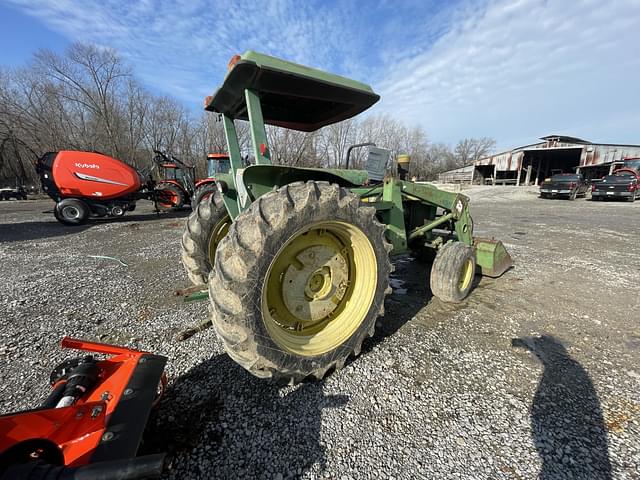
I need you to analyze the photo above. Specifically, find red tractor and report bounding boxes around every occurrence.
[152,151,196,211]
[155,152,231,210]
[189,153,231,209]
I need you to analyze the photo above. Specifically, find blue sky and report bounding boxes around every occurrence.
[1,0,639,150]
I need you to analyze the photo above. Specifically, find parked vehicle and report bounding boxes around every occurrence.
[37,150,195,225]
[539,173,589,200]
[591,173,639,202]
[189,153,231,209]
[180,50,512,382]
[0,186,27,200]
[154,151,231,210]
[153,151,196,211]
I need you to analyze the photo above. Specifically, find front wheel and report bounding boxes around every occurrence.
[209,181,392,383]
[430,242,476,303]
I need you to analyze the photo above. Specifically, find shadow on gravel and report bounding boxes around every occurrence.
[359,256,433,357]
[0,210,189,243]
[0,221,91,242]
[141,353,348,479]
[512,335,611,480]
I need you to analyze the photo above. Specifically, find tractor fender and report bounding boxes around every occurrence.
[241,165,369,199]
[195,178,217,189]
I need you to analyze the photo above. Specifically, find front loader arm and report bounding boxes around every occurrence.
[352,180,474,255]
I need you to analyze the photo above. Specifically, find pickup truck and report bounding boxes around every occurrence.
[539,173,589,200]
[591,172,639,202]
[0,186,28,200]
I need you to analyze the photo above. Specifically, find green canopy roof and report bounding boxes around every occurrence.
[205,51,380,132]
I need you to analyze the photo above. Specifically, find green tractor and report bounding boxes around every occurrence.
[181,51,512,383]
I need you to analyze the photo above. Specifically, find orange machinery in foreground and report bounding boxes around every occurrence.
[0,338,167,480]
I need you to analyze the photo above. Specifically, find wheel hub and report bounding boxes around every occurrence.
[282,245,348,322]
[262,221,378,356]
[62,206,80,219]
[207,215,231,265]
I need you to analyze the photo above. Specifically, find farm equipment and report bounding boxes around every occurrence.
[0,338,167,480]
[153,150,196,211]
[180,51,512,383]
[189,153,231,209]
[134,150,228,211]
[37,150,191,225]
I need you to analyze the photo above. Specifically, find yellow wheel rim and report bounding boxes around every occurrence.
[262,221,377,357]
[208,215,231,265]
[459,258,474,291]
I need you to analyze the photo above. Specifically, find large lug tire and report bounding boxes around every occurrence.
[209,181,392,383]
[54,198,90,226]
[430,241,476,303]
[155,183,185,211]
[181,191,231,285]
[191,183,217,210]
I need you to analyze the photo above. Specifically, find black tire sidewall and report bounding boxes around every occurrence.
[430,241,476,303]
[191,183,217,210]
[55,199,90,225]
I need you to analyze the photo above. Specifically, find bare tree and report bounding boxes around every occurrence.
[267,126,319,167]
[453,137,496,168]
[0,41,448,188]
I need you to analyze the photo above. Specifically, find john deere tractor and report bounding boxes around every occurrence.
[181,51,512,383]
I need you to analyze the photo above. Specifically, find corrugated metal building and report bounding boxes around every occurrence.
[472,135,640,185]
[437,164,475,183]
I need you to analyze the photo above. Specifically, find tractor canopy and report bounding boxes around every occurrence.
[204,51,380,132]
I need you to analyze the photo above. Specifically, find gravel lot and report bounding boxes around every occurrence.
[1,187,638,479]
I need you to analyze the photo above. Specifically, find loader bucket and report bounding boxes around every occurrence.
[473,237,513,278]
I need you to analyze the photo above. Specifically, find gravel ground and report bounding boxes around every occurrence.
[1,189,639,479]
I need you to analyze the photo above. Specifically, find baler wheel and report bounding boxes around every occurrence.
[155,183,184,211]
[430,241,476,303]
[181,192,231,285]
[208,181,392,383]
[54,199,90,226]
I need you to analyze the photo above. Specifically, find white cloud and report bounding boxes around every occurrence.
[6,0,640,147]
[377,0,640,147]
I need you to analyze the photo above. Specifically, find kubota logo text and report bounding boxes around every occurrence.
[75,163,100,169]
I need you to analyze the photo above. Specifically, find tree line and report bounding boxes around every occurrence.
[0,43,495,187]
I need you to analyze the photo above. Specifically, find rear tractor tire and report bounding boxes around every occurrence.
[430,241,476,303]
[155,183,185,211]
[209,181,392,383]
[54,198,90,226]
[181,191,231,285]
[191,183,218,210]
